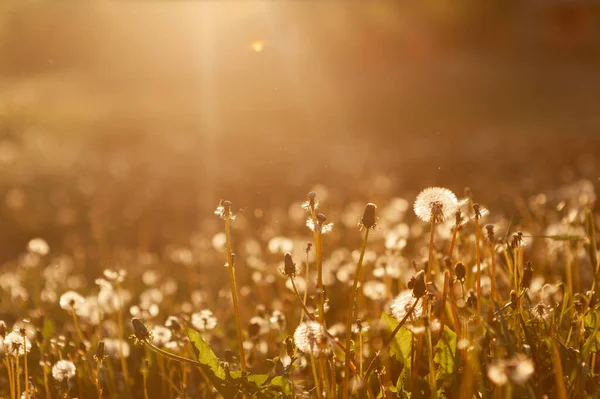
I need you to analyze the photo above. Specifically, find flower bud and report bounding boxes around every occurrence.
[455,263,466,281]
[521,261,533,290]
[361,203,377,229]
[284,253,296,277]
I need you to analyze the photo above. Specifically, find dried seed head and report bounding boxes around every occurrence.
[521,261,533,290]
[486,224,495,241]
[0,321,6,337]
[360,203,378,230]
[308,192,316,200]
[305,242,312,253]
[455,263,466,281]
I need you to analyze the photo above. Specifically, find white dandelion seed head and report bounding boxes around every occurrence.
[27,238,50,256]
[51,360,76,382]
[413,187,458,223]
[293,321,331,357]
[390,290,418,324]
[151,326,172,347]
[103,338,130,358]
[191,310,217,331]
[103,268,127,283]
[59,291,85,311]
[363,280,387,301]
[4,331,31,357]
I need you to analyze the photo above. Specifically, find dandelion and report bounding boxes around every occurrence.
[390,290,419,324]
[59,291,84,311]
[103,269,127,283]
[293,321,331,357]
[413,187,458,223]
[51,360,76,382]
[363,280,387,301]
[359,203,378,230]
[27,238,50,256]
[487,355,535,386]
[4,331,31,356]
[191,310,217,331]
[306,214,334,234]
[151,326,172,347]
[215,200,235,220]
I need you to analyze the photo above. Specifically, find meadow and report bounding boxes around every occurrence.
[1,2,600,398]
[0,169,598,398]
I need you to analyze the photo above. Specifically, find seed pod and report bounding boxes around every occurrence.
[411,270,427,299]
[95,341,105,361]
[284,253,296,277]
[361,203,377,229]
[521,261,533,289]
[316,213,327,223]
[131,318,151,341]
[455,263,466,281]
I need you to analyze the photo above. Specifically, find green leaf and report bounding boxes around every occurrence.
[187,328,279,397]
[187,328,238,397]
[381,312,412,365]
[434,326,457,379]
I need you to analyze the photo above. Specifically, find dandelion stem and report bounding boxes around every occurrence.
[310,354,323,399]
[224,214,248,374]
[363,297,420,382]
[489,239,498,302]
[16,351,21,399]
[343,228,370,398]
[23,335,29,399]
[425,322,437,399]
[300,250,310,325]
[474,216,482,313]
[143,340,202,367]
[4,358,14,399]
[114,282,131,393]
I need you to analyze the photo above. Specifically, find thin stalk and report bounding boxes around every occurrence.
[95,361,103,399]
[114,282,131,393]
[448,222,459,258]
[4,358,15,399]
[23,335,29,399]
[329,357,337,398]
[474,217,482,313]
[43,359,51,399]
[318,357,329,398]
[363,297,420,381]
[300,251,311,324]
[425,323,437,399]
[489,240,498,302]
[315,229,325,326]
[225,215,247,373]
[16,353,20,399]
[343,228,370,398]
[310,354,323,399]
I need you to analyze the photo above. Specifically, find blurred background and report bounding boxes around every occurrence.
[0,1,599,262]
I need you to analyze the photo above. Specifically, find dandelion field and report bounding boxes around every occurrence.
[2,2,600,398]
[0,169,599,398]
